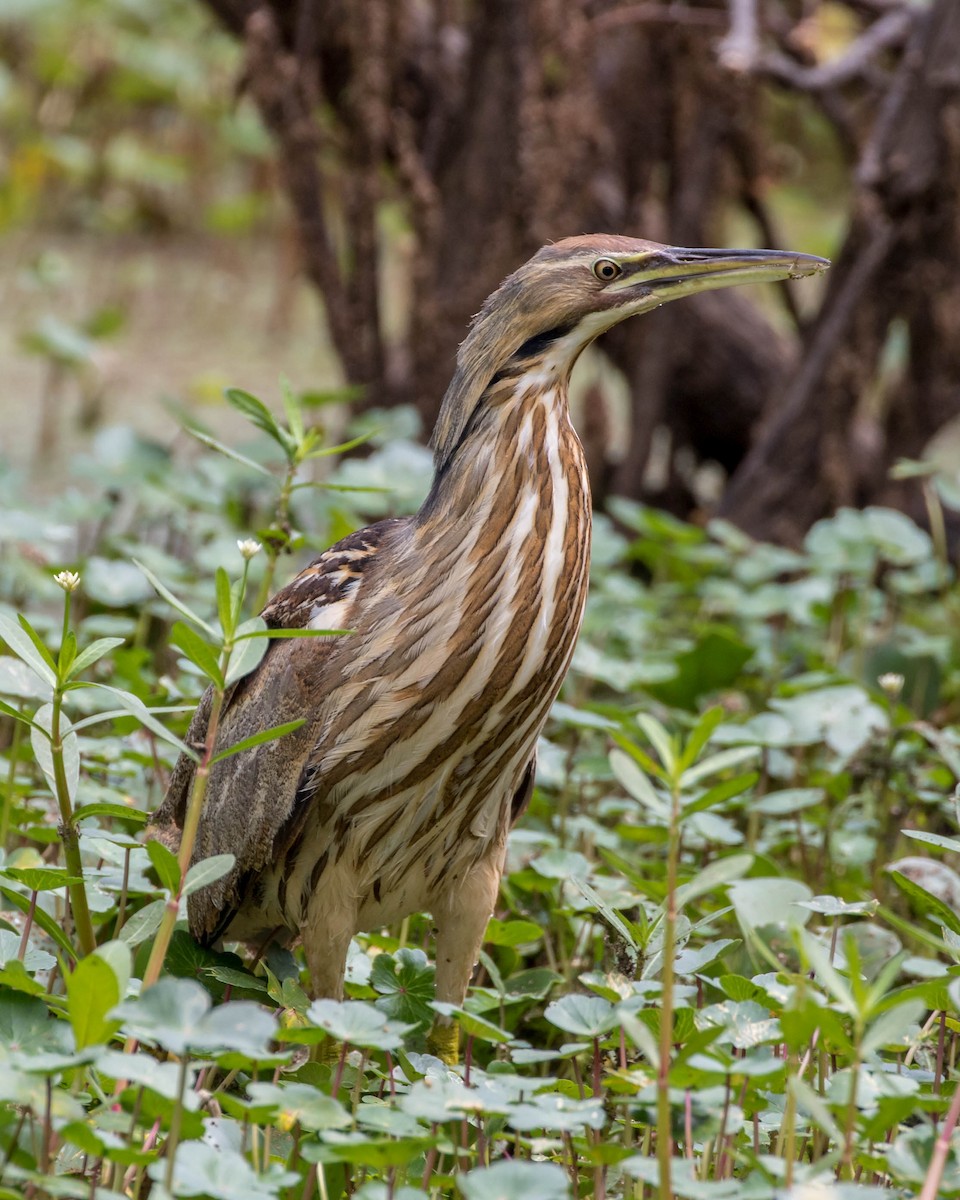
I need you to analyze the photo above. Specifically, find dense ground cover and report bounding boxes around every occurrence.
[1,392,960,1199]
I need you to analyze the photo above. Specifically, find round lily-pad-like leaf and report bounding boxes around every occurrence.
[112,976,210,1055]
[458,1159,571,1200]
[543,993,616,1038]
[304,997,414,1049]
[505,1092,606,1134]
[245,1081,352,1131]
[147,1140,297,1200]
[371,948,435,1029]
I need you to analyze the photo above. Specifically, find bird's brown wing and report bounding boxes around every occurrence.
[149,517,407,943]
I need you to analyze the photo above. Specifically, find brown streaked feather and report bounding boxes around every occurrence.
[149,517,406,941]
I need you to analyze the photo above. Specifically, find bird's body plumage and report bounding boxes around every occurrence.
[152,235,827,1036]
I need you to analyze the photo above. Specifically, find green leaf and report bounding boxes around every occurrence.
[182,853,235,897]
[146,838,181,894]
[225,388,296,457]
[170,620,224,688]
[0,612,57,686]
[636,713,677,774]
[215,566,234,638]
[74,800,149,824]
[66,942,131,1049]
[459,1160,571,1200]
[117,899,166,947]
[209,718,306,764]
[184,425,272,475]
[678,705,725,772]
[888,869,960,936]
[245,1081,351,1132]
[544,993,616,1038]
[301,998,414,1050]
[370,947,436,1029]
[2,866,83,891]
[148,1139,298,1199]
[0,885,77,963]
[674,853,754,909]
[57,629,77,677]
[485,918,545,947]
[133,559,218,638]
[224,616,269,686]
[66,636,125,679]
[90,684,199,761]
[29,702,80,804]
[648,628,753,711]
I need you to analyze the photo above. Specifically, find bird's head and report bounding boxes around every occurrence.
[432,233,829,467]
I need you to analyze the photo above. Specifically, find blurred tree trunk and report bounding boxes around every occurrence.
[720,0,960,542]
[199,0,950,540]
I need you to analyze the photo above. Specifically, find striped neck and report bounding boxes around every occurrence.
[419,352,589,532]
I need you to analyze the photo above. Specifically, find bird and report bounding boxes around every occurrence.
[151,234,828,1060]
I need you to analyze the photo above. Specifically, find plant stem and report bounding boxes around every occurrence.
[164,1057,190,1193]
[140,682,226,990]
[656,775,681,1200]
[50,677,96,956]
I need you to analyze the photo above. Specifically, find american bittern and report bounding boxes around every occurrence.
[153,235,827,1058]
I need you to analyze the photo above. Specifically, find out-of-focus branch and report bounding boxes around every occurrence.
[591,4,725,32]
[755,8,915,91]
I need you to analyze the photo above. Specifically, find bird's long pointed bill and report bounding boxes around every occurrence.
[619,245,829,303]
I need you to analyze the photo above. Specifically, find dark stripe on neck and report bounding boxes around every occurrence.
[489,320,578,387]
[513,320,577,362]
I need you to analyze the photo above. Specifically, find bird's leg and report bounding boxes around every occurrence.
[427,852,504,1064]
[303,881,358,1064]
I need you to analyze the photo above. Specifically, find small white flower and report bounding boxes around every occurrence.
[878,672,905,697]
[53,570,81,593]
[237,539,262,561]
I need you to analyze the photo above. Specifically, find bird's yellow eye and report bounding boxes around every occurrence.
[593,258,621,282]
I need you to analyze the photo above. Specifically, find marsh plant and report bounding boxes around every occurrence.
[1,390,960,1199]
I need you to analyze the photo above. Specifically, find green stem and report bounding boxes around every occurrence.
[164,1056,190,1193]
[656,777,681,1200]
[256,460,298,612]
[50,682,96,956]
[2,708,23,851]
[141,682,226,990]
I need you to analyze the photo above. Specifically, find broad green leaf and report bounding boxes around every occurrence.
[544,993,616,1038]
[681,746,759,788]
[609,747,668,815]
[245,1081,351,1131]
[2,866,83,891]
[147,1140,298,1200]
[117,898,166,946]
[182,853,235,897]
[302,998,413,1049]
[224,616,269,685]
[459,1159,571,1200]
[66,943,131,1048]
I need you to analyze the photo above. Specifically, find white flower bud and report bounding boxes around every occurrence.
[878,672,905,698]
[53,570,81,593]
[237,539,262,561]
